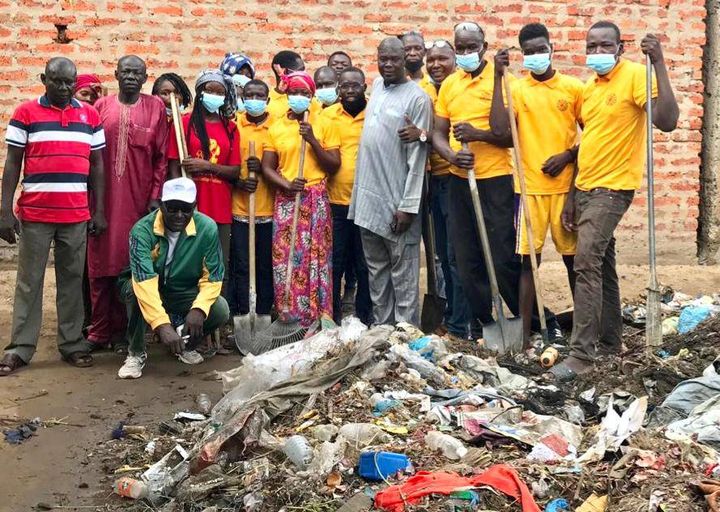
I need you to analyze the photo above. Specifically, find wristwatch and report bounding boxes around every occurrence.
[419,129,428,143]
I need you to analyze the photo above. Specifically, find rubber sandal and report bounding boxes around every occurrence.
[64,352,94,368]
[0,353,27,376]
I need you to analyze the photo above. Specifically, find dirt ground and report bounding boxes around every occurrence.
[0,263,719,511]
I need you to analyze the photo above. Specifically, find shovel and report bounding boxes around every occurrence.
[644,54,662,351]
[502,69,549,345]
[234,142,271,354]
[464,142,523,354]
[420,176,446,333]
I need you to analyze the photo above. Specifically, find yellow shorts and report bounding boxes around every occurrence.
[516,193,577,255]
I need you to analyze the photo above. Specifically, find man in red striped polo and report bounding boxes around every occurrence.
[0,57,106,375]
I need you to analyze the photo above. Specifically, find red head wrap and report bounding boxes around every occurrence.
[74,74,102,93]
[281,71,316,95]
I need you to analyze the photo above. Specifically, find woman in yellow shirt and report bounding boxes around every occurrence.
[261,72,341,326]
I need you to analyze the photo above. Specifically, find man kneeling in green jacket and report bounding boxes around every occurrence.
[118,177,229,379]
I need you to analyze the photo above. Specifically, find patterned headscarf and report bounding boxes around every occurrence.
[195,69,237,119]
[220,53,255,79]
[281,71,316,95]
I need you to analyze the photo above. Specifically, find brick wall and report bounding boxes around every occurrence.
[0,0,706,263]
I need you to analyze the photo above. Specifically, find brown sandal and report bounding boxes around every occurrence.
[0,353,27,376]
[64,352,94,368]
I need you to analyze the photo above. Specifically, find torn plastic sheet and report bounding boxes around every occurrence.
[578,396,648,464]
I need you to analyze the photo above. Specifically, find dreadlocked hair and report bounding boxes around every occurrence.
[187,84,236,161]
[152,73,193,108]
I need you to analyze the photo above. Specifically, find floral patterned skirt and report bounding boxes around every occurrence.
[272,182,333,326]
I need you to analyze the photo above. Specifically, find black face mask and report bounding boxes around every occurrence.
[341,96,367,117]
[405,60,424,73]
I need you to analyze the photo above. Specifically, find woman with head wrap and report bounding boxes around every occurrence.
[73,74,105,105]
[167,69,255,294]
[152,72,193,120]
[261,71,341,326]
[220,52,255,115]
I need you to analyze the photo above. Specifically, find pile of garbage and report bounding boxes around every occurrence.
[101,292,720,512]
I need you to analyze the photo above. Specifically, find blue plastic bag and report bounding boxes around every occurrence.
[545,498,570,512]
[678,305,715,334]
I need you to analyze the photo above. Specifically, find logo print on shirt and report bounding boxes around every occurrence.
[606,93,618,106]
[557,99,569,112]
[80,113,87,122]
[194,139,221,165]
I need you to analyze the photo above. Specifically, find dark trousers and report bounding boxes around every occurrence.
[570,188,634,362]
[229,220,274,316]
[430,174,473,337]
[448,174,522,324]
[331,204,372,325]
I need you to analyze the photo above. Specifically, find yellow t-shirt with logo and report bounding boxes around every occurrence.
[232,113,276,217]
[435,61,514,180]
[321,103,365,205]
[419,77,451,177]
[511,71,584,194]
[576,58,658,191]
[265,112,341,186]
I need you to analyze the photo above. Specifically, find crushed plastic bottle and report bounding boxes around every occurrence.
[424,431,468,460]
[282,435,313,468]
[196,393,212,415]
[338,423,391,447]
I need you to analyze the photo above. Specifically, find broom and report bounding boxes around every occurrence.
[249,112,310,353]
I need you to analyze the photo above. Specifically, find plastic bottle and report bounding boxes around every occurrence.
[196,393,212,415]
[424,431,468,460]
[338,423,391,447]
[282,435,313,468]
[540,347,559,368]
[114,477,148,499]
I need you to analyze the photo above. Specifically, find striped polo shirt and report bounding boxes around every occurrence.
[5,96,105,223]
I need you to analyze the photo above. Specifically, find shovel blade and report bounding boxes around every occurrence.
[482,316,524,355]
[645,289,663,349]
[233,314,254,355]
[421,293,447,333]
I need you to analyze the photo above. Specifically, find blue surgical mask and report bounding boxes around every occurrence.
[315,87,338,106]
[236,98,246,113]
[288,95,311,114]
[165,107,173,117]
[523,53,551,75]
[586,53,618,75]
[456,52,481,72]
[244,99,267,117]
[201,92,226,114]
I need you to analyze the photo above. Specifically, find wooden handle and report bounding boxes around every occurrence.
[170,92,186,178]
[248,141,257,308]
[502,69,547,338]
[283,111,309,314]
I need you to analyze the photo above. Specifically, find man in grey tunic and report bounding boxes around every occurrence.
[349,38,432,325]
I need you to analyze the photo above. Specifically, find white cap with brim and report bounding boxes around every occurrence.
[162,177,197,204]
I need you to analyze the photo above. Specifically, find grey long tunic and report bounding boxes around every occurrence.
[349,77,433,243]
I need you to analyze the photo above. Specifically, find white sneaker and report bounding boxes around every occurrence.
[118,352,147,379]
[178,350,204,365]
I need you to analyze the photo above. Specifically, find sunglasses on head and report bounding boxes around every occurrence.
[425,40,455,50]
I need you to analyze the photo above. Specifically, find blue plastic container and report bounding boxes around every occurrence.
[358,451,411,481]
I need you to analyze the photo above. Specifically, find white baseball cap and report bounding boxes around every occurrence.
[161,177,197,204]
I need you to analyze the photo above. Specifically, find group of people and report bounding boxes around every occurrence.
[0,18,678,382]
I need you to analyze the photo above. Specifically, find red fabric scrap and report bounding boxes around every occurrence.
[374,465,540,512]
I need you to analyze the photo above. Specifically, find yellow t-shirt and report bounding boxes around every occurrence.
[267,88,322,123]
[265,112,341,186]
[321,103,365,205]
[419,77,450,177]
[232,113,276,217]
[511,71,584,194]
[576,58,658,191]
[435,61,514,179]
